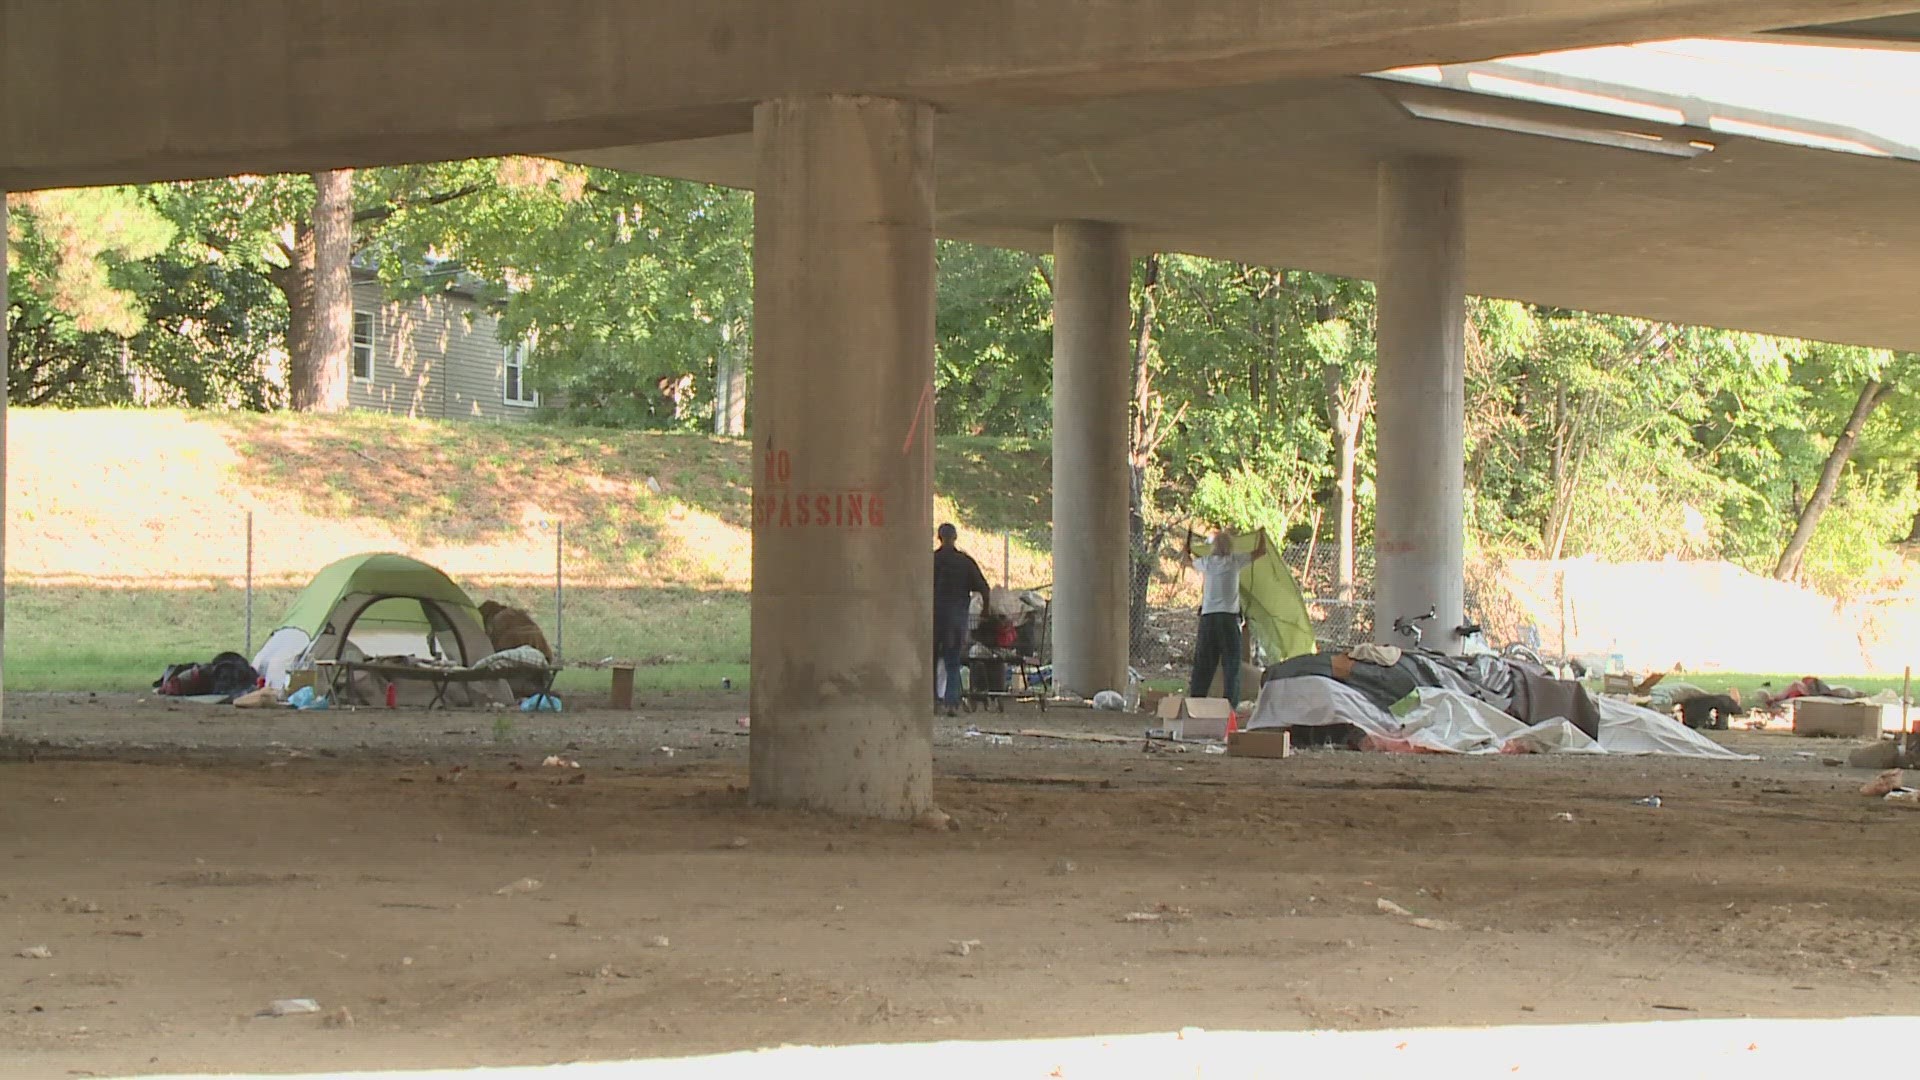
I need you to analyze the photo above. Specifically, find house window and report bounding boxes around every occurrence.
[351,311,375,381]
[505,344,538,407]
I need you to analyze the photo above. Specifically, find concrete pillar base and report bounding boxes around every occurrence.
[1050,221,1132,697]
[1374,158,1466,651]
[747,96,936,818]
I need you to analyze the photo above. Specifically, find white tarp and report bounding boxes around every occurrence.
[1246,679,1755,759]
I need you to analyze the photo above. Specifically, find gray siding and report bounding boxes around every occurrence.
[346,279,533,422]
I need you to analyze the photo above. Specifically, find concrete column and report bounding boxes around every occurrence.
[749,95,935,819]
[1374,158,1466,651]
[1050,221,1132,696]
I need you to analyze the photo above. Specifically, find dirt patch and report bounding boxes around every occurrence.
[3,698,1920,1078]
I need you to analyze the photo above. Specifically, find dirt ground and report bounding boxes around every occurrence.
[5,692,1920,1079]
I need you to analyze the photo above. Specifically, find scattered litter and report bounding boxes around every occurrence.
[913,808,957,832]
[647,935,671,949]
[519,693,563,713]
[233,687,279,709]
[1632,796,1663,808]
[984,734,1014,747]
[1121,905,1191,923]
[1861,769,1904,798]
[16,945,52,959]
[1092,690,1126,711]
[494,877,543,896]
[1375,898,1415,918]
[736,717,751,729]
[656,746,677,758]
[1202,744,1227,755]
[286,686,329,711]
[1409,918,1458,932]
[948,939,983,957]
[264,998,321,1017]
[963,726,983,738]
[1823,758,1845,767]
[1848,742,1902,770]
[1553,812,1575,823]
[541,755,580,769]
[1885,788,1920,806]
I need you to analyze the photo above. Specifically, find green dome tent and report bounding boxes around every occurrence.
[251,553,497,691]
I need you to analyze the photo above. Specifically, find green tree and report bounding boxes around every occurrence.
[5,187,173,404]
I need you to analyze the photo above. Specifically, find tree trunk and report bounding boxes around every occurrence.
[1324,363,1372,600]
[1126,255,1163,660]
[288,170,353,412]
[1774,378,1892,580]
[714,318,748,436]
[1906,461,1920,544]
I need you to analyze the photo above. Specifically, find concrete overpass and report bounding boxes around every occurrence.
[6,1,1920,819]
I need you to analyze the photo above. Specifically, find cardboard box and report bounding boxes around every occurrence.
[1170,696,1235,741]
[1228,729,1292,759]
[1793,698,1884,740]
[1138,689,1172,715]
[287,669,317,695]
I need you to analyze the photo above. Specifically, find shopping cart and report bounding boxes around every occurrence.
[963,592,1050,714]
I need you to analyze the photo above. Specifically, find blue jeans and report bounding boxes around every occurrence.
[934,601,971,708]
[1189,612,1243,704]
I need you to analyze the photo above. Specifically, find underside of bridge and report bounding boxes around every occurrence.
[7,1,1920,816]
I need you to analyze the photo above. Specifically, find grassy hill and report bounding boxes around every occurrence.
[5,409,1057,692]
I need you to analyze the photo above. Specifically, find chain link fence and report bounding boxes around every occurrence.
[5,512,756,692]
[1126,542,1379,673]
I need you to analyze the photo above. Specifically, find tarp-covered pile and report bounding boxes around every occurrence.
[1250,651,1752,760]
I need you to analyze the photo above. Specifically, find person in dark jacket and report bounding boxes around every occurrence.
[934,523,992,716]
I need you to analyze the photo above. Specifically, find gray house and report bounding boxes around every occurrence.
[346,271,536,422]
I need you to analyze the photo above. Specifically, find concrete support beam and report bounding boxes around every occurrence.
[9,0,1912,189]
[1050,221,1133,697]
[1374,158,1466,652]
[748,95,935,819]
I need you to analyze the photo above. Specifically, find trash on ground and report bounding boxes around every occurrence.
[1848,741,1902,770]
[1409,917,1458,931]
[1553,812,1575,822]
[656,746,676,757]
[1632,796,1663,808]
[286,686,329,711]
[913,808,957,832]
[265,998,322,1017]
[948,939,983,957]
[1884,788,1920,806]
[1121,905,1191,923]
[985,734,1013,747]
[1861,769,1904,797]
[1092,690,1126,711]
[541,755,580,769]
[16,945,52,959]
[1375,898,1415,918]
[1202,744,1227,755]
[519,693,563,713]
[647,935,671,949]
[494,877,543,896]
